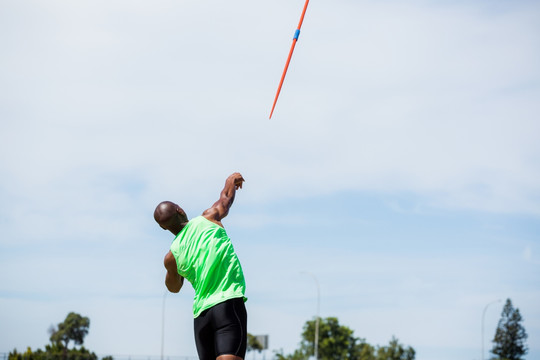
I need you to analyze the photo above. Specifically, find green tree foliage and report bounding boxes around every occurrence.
[50,312,90,349]
[376,337,415,360]
[491,299,528,360]
[247,333,264,353]
[9,312,98,360]
[274,349,307,360]
[275,317,414,360]
[302,317,370,360]
[8,345,97,360]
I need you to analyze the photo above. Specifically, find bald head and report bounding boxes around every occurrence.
[154,201,188,235]
[154,201,178,222]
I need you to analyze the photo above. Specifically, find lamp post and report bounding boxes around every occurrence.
[161,290,168,360]
[482,299,501,360]
[301,272,320,360]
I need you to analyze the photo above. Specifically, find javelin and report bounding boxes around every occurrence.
[269,0,311,119]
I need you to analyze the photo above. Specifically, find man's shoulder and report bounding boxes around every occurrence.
[191,215,208,225]
[164,250,177,268]
[184,215,217,228]
[201,206,218,219]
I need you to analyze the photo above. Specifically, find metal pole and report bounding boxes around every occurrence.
[482,299,501,360]
[302,272,320,360]
[161,290,168,360]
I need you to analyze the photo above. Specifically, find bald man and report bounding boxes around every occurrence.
[154,173,247,360]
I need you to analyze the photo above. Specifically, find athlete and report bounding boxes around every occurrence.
[154,172,247,360]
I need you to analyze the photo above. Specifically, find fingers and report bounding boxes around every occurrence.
[229,172,245,190]
[235,180,243,190]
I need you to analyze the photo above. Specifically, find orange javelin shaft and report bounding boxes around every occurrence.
[269,0,310,119]
[269,39,298,119]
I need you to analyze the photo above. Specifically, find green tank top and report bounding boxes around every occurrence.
[170,216,247,318]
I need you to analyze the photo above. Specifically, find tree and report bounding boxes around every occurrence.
[247,333,264,353]
[9,312,97,360]
[376,337,415,360]
[50,312,90,349]
[491,299,528,360]
[276,317,414,360]
[301,317,370,360]
[8,344,98,360]
[274,349,309,360]
[275,317,366,360]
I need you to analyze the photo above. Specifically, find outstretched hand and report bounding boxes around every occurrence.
[202,172,245,226]
[229,172,245,190]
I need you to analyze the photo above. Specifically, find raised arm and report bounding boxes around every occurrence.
[202,172,245,227]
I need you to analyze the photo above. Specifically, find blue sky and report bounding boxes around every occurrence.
[1,0,539,360]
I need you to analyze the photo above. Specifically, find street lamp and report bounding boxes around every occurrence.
[301,272,320,360]
[161,290,168,360]
[482,299,501,360]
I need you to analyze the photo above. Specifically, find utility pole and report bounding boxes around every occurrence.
[482,299,501,360]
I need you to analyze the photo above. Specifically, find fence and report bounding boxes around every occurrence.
[0,353,273,360]
[97,356,197,360]
[0,354,274,360]
[0,354,197,360]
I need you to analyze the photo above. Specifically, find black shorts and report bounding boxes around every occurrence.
[194,297,247,360]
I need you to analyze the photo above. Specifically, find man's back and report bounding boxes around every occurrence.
[170,215,247,318]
